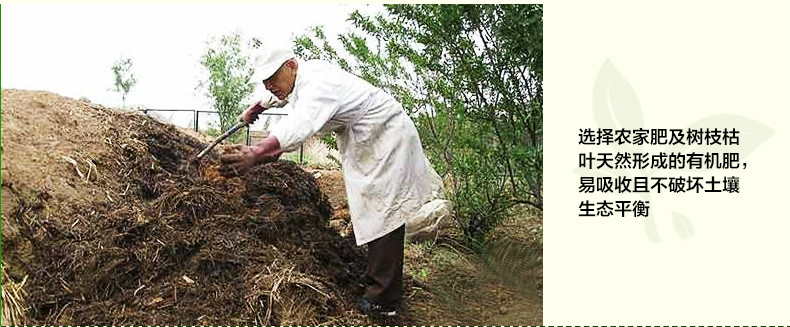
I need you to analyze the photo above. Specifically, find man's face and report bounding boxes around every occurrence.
[263,60,295,101]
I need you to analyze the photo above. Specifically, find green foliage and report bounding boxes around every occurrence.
[198,32,256,133]
[110,56,137,107]
[294,4,543,244]
[320,134,338,151]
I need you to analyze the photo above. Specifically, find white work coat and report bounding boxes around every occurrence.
[270,59,442,245]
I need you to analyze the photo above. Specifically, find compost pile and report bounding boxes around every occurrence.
[0,89,368,325]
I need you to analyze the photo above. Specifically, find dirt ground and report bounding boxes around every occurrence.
[309,168,543,325]
[1,89,542,325]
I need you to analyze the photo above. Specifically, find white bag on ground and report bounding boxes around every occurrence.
[404,156,452,242]
[406,199,453,242]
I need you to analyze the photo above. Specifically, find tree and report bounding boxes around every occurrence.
[111,56,137,107]
[294,4,543,243]
[198,32,256,136]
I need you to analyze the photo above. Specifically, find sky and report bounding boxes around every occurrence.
[1,4,380,129]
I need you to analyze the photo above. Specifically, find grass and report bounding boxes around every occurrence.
[403,208,543,325]
[281,137,340,169]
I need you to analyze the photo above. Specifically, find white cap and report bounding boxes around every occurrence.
[248,47,295,85]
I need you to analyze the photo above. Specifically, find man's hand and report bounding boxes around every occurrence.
[219,136,284,177]
[238,101,266,125]
[238,96,289,124]
[218,146,261,177]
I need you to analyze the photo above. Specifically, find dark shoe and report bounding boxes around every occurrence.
[356,297,398,317]
[358,274,374,286]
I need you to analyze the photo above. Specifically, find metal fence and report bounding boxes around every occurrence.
[139,108,304,163]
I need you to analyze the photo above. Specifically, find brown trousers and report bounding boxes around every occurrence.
[363,224,405,305]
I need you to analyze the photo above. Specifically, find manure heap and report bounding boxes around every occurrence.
[1,89,366,325]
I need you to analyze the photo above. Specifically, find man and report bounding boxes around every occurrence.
[219,46,443,317]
